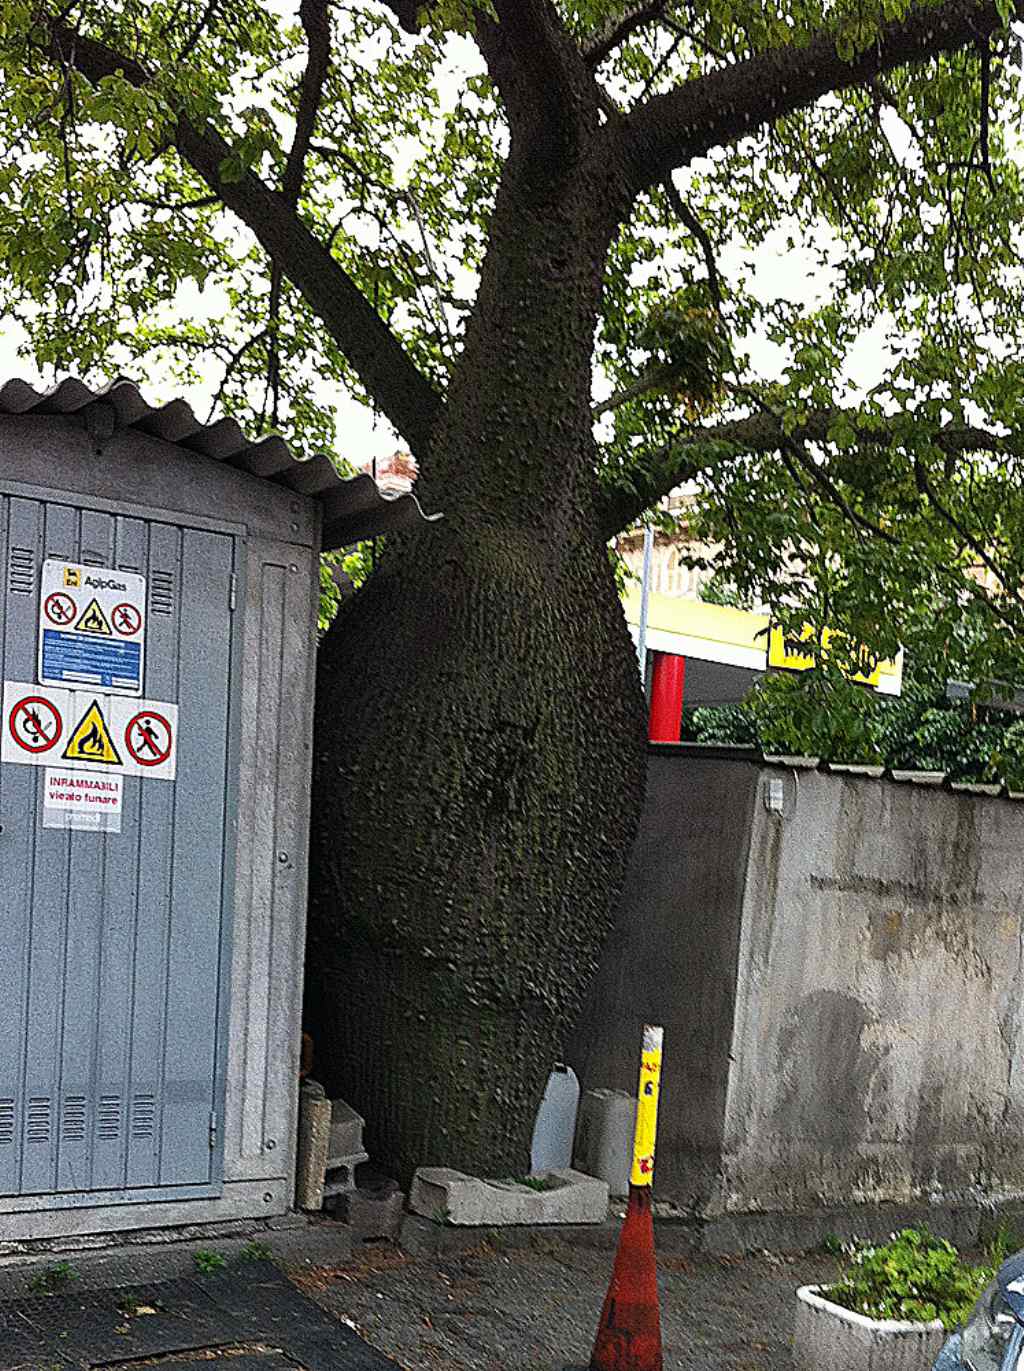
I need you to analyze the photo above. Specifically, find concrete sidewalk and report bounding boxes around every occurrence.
[295,1236,840,1370]
[0,1218,840,1370]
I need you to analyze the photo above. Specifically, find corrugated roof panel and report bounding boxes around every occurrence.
[0,376,441,549]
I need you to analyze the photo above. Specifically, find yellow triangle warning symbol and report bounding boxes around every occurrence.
[75,598,112,635]
[63,700,123,766]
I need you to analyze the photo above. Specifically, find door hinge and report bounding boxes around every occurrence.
[229,574,238,612]
[209,1110,218,1150]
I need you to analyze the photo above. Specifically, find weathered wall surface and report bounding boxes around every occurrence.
[719,766,1024,1215]
[567,748,758,1205]
[571,748,1024,1218]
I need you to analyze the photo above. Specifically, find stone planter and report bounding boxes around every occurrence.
[794,1285,946,1371]
[409,1166,608,1226]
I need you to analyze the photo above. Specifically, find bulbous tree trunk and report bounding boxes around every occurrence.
[306,115,647,1184]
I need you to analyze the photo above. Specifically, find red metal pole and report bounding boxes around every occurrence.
[647,653,685,742]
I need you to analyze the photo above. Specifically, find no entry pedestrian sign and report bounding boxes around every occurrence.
[2,682,177,781]
[38,560,146,696]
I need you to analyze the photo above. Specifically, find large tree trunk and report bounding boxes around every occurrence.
[306,124,647,1184]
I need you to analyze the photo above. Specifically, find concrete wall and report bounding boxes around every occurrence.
[723,765,1024,1215]
[570,747,1024,1218]
[567,749,758,1205]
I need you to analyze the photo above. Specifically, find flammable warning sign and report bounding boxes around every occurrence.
[43,768,123,832]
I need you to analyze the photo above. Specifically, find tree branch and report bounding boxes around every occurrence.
[378,0,424,33]
[662,178,722,308]
[598,404,1024,539]
[265,0,331,432]
[282,0,330,206]
[623,0,1011,191]
[473,0,598,159]
[41,12,443,457]
[584,3,668,68]
[912,452,1020,603]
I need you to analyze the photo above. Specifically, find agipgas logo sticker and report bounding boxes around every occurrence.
[38,560,147,697]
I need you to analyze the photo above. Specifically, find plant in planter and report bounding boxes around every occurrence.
[794,1228,994,1371]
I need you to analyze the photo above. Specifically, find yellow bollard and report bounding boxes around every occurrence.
[588,1024,665,1371]
[630,1025,663,1187]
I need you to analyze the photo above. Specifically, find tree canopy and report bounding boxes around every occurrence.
[3,2,1024,647]
[4,0,1024,1176]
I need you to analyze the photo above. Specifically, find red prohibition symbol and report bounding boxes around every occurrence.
[9,696,62,754]
[112,603,143,637]
[125,710,172,767]
[44,592,76,627]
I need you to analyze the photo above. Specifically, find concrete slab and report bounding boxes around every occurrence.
[409,1167,608,1226]
[0,1221,351,1298]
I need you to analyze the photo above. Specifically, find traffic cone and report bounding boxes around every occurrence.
[589,1184,662,1371]
[588,1025,665,1371]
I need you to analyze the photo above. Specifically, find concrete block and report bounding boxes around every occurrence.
[334,1185,406,1241]
[574,1089,635,1197]
[409,1167,608,1226]
[295,1086,332,1211]
[329,1100,365,1159]
[794,1285,944,1371]
[322,1152,369,1199]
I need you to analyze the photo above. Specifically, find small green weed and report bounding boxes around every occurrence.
[984,1221,1022,1269]
[239,1240,273,1262]
[28,1261,78,1294]
[513,1175,559,1193]
[193,1249,228,1275]
[823,1227,993,1331]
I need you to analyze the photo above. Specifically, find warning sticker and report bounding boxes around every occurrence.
[125,710,173,768]
[7,694,63,755]
[63,700,123,767]
[43,768,123,832]
[38,561,146,696]
[75,598,113,636]
[2,682,177,781]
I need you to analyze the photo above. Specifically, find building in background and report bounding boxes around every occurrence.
[614,499,903,741]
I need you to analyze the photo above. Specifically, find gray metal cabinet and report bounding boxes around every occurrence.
[0,377,434,1242]
[0,492,236,1206]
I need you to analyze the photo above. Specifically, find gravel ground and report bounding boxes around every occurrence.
[292,1238,841,1371]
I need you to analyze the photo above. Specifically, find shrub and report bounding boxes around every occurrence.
[823,1227,994,1331]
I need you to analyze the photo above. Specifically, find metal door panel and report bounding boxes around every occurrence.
[90,515,148,1191]
[10,497,68,1196]
[160,528,233,1187]
[56,506,115,1194]
[0,493,236,1204]
[125,520,179,1191]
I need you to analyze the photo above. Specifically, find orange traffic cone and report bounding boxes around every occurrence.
[589,1184,662,1371]
[587,1025,665,1371]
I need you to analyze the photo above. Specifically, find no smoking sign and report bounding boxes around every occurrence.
[8,695,62,754]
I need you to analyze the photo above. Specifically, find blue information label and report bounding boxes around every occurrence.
[41,629,143,692]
